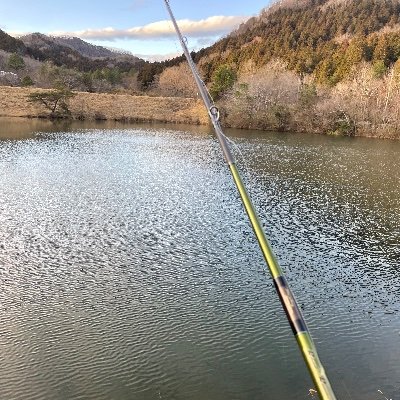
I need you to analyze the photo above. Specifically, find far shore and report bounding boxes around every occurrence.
[0,86,209,126]
[1,86,399,140]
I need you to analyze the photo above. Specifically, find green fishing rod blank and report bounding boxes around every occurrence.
[163,1,337,399]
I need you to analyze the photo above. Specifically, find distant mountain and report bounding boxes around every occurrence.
[0,29,26,53]
[20,33,141,62]
[5,32,144,73]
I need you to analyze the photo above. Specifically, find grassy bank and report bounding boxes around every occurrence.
[2,81,399,140]
[0,86,209,125]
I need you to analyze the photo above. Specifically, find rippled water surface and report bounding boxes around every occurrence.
[0,118,399,400]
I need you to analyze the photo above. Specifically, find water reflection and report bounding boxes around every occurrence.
[0,119,399,400]
[0,117,212,141]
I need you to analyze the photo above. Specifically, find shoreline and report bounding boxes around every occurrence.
[1,86,399,140]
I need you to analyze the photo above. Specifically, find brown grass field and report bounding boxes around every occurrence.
[0,86,209,125]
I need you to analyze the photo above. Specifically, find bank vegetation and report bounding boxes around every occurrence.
[142,59,400,139]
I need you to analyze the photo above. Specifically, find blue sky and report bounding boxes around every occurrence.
[0,0,272,59]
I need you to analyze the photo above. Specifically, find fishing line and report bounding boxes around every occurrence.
[162,4,182,59]
[164,12,255,197]
[163,1,338,399]
[163,8,253,188]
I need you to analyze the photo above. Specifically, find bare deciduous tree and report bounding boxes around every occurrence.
[155,63,198,98]
[222,60,300,130]
[325,63,400,137]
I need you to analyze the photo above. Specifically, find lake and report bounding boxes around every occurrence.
[0,117,399,400]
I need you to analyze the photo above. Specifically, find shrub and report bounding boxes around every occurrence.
[21,76,34,87]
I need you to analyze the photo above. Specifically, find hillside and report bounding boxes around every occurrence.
[16,33,143,73]
[135,0,400,88]
[0,31,145,93]
[194,0,400,84]
[0,29,26,54]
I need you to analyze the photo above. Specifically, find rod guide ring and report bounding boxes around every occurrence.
[209,105,220,121]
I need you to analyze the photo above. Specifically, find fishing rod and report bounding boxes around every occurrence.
[163,1,337,399]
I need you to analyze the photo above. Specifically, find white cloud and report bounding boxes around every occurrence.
[135,52,181,62]
[196,37,219,47]
[8,31,28,38]
[49,15,249,41]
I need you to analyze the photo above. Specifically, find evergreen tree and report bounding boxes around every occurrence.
[210,65,237,99]
[7,53,25,71]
